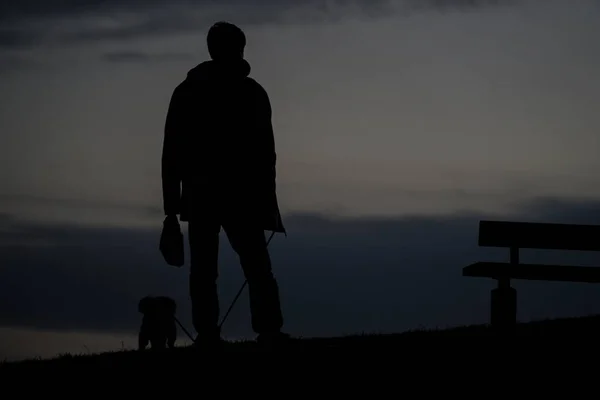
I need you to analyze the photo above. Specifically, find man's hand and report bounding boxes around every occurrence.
[165,214,179,225]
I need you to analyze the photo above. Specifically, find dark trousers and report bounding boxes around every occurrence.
[188,217,284,339]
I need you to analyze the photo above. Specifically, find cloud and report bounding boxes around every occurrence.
[0,54,42,71]
[0,0,497,23]
[0,28,41,49]
[0,0,516,51]
[103,51,194,64]
[0,0,192,22]
[2,196,600,341]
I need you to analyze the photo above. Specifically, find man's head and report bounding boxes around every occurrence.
[207,21,246,61]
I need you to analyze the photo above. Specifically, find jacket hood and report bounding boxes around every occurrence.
[186,59,251,83]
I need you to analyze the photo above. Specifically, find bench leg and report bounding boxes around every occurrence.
[490,282,517,332]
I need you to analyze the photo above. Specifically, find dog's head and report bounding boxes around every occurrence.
[138,296,176,319]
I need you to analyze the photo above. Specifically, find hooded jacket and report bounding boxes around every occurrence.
[161,59,285,234]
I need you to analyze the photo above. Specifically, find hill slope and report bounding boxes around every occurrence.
[3,314,600,374]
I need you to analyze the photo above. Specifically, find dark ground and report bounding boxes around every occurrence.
[3,314,600,380]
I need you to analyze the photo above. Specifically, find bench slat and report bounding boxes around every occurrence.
[463,262,600,283]
[478,220,600,251]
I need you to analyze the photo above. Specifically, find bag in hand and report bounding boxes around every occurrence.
[159,216,184,267]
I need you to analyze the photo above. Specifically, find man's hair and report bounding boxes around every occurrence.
[207,21,246,60]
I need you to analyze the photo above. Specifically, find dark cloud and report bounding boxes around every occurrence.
[0,194,163,217]
[0,28,41,48]
[0,0,197,22]
[414,0,507,12]
[0,0,515,51]
[0,1,360,25]
[67,11,203,43]
[0,0,509,23]
[103,51,194,64]
[2,196,600,340]
[0,55,41,72]
[52,1,390,45]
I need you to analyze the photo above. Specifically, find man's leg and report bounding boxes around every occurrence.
[188,220,222,344]
[223,222,284,336]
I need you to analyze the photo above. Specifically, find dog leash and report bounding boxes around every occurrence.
[218,231,276,330]
[174,231,276,344]
[174,315,196,343]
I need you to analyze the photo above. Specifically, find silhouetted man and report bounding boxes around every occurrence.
[161,21,288,348]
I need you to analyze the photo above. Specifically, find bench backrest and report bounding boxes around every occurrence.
[479,220,600,252]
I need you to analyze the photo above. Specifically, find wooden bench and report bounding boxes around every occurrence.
[463,220,600,331]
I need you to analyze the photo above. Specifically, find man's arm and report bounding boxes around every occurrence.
[162,84,185,217]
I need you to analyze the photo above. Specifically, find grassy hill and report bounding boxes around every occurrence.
[3,314,600,377]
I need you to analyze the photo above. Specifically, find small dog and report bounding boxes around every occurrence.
[138,296,177,350]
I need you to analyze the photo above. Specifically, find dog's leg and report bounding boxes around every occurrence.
[138,330,149,351]
[167,320,176,348]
